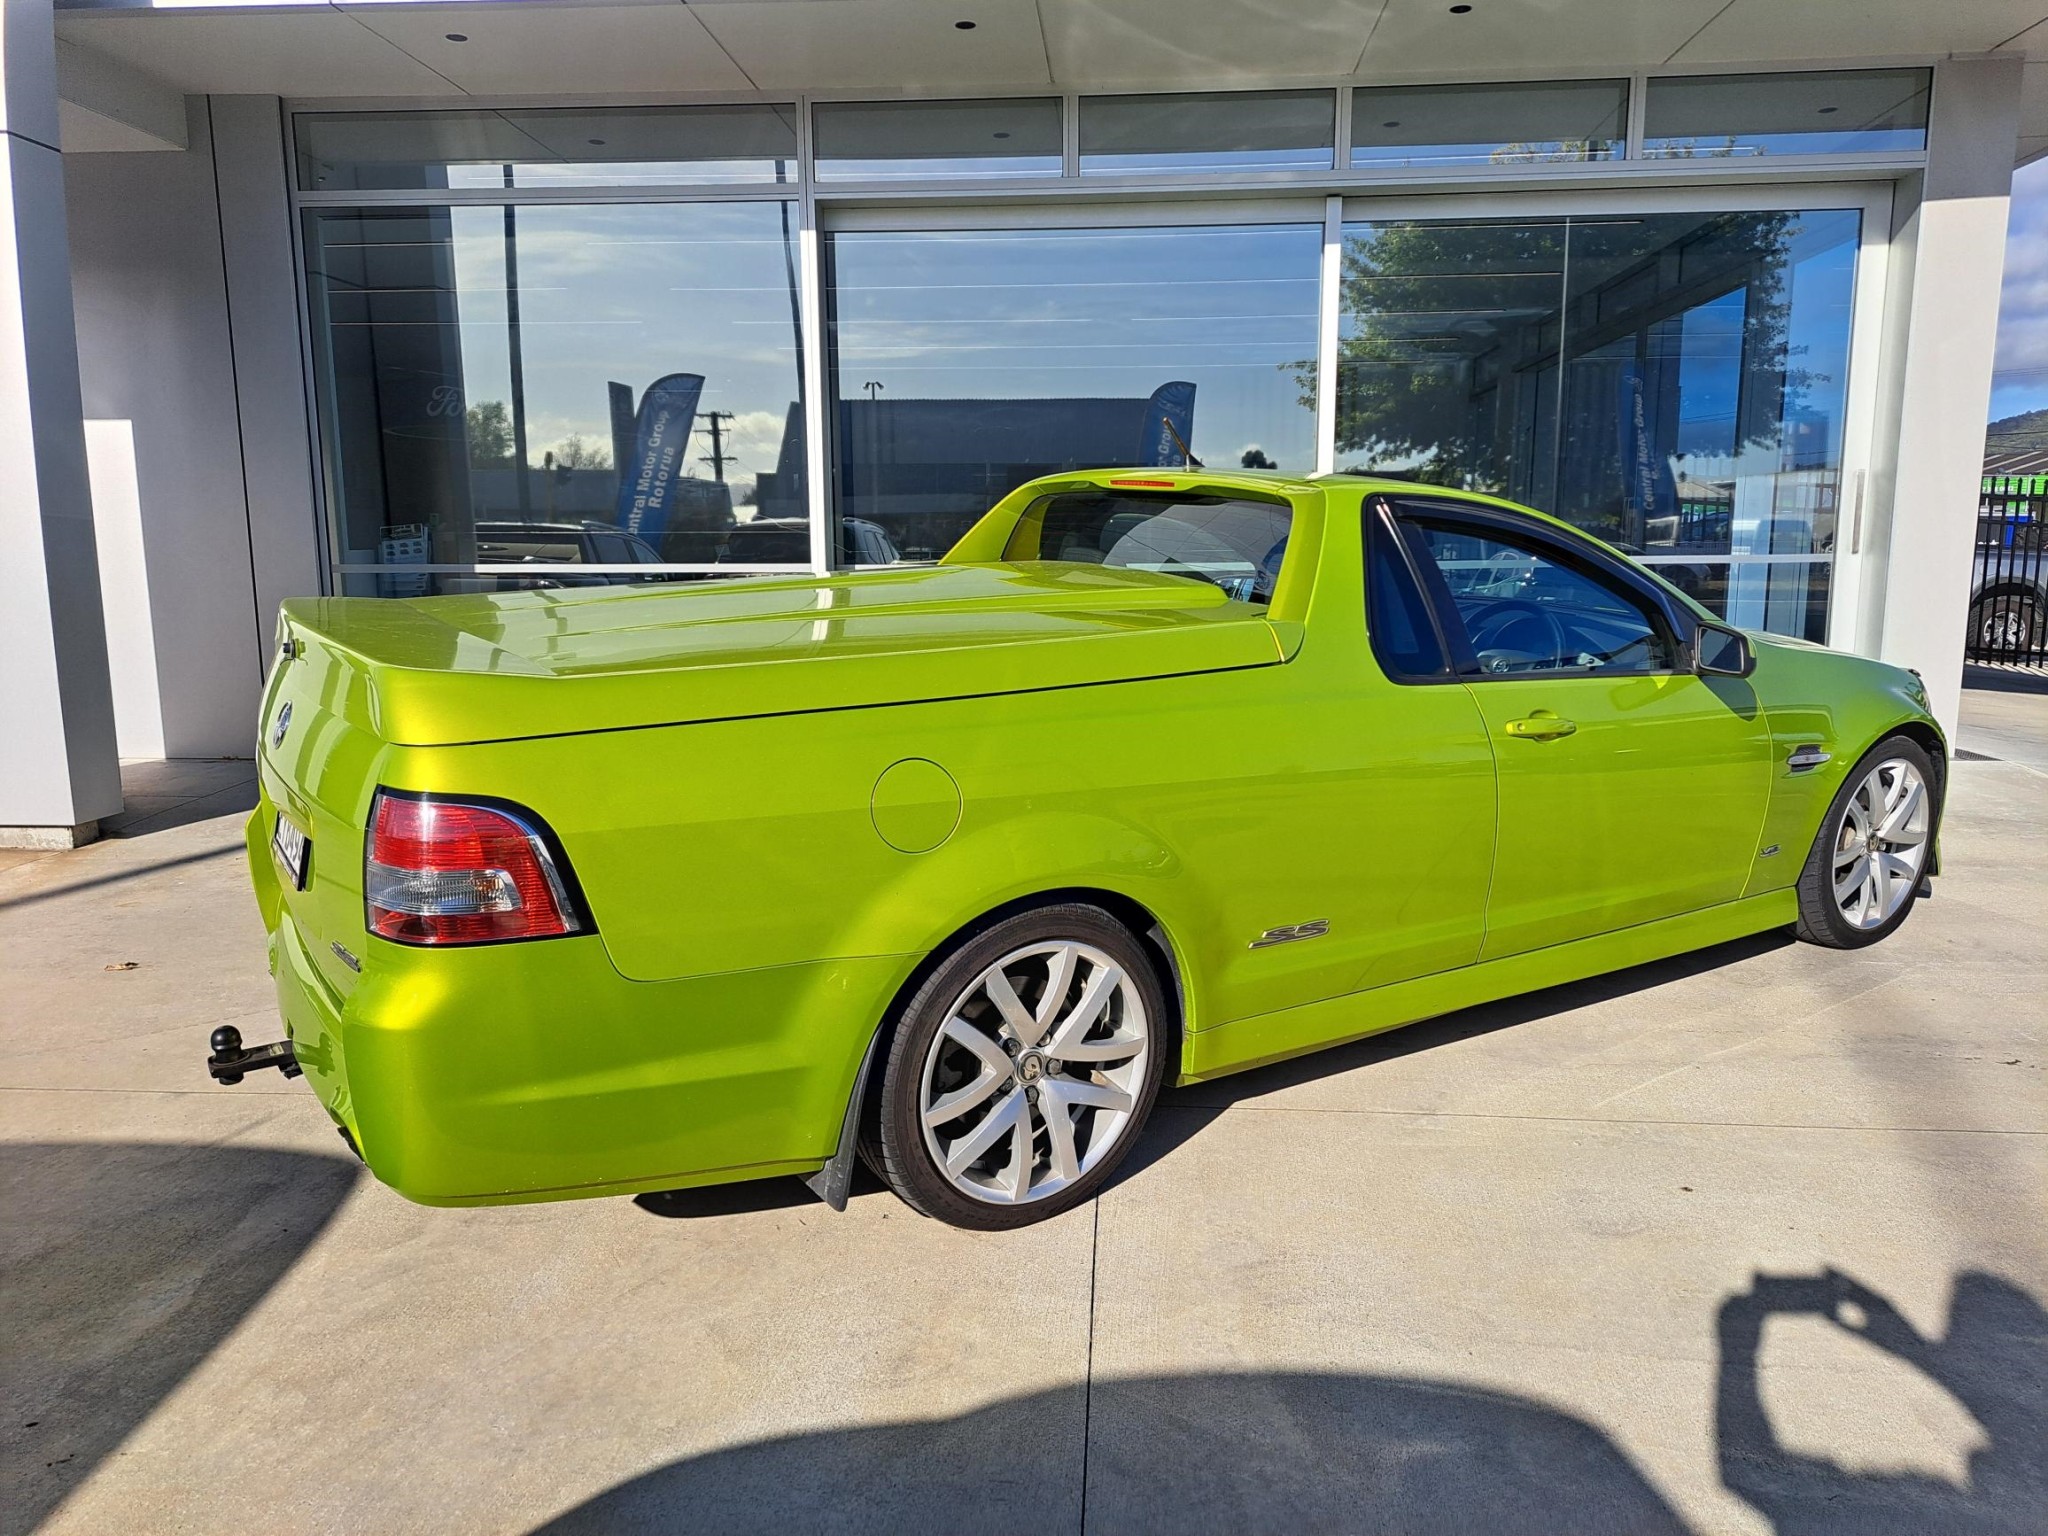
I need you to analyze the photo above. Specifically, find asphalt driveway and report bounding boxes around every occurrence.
[3,696,2043,1535]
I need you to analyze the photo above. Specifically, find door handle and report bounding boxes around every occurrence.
[1503,714,1577,740]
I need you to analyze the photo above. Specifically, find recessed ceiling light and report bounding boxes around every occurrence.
[993,131,1011,139]
[1448,4,1472,12]
[1383,120,1401,128]
[588,138,607,146]
[954,19,977,28]
[1817,105,1839,114]
[444,32,467,42]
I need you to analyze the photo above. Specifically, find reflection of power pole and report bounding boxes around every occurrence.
[699,411,737,482]
[503,164,531,516]
[862,382,884,518]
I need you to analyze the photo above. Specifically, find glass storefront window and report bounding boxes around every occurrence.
[1350,80,1627,168]
[1334,206,1861,642]
[295,106,801,191]
[1642,70,1931,159]
[825,222,1322,561]
[812,99,1062,181]
[305,201,810,591]
[1080,91,1335,175]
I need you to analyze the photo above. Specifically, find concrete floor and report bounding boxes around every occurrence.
[2,705,2043,1535]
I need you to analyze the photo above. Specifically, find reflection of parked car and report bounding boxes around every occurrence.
[721,516,903,566]
[1967,517,2044,659]
[473,522,665,586]
[237,469,1944,1232]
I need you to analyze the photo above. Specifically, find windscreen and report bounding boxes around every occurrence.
[1006,491,1293,606]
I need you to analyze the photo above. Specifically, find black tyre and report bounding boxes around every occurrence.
[1967,593,2039,658]
[1794,735,1939,950]
[868,904,1168,1231]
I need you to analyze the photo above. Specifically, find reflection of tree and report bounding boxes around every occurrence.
[465,400,513,469]
[551,432,611,472]
[1294,213,1813,506]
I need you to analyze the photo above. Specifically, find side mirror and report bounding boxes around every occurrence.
[1694,622,1755,679]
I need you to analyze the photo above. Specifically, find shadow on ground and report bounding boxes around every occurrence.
[636,931,1801,1222]
[1717,1269,2047,1536]
[533,1266,2044,1535]
[1962,663,2048,696]
[0,1142,361,1536]
[534,1369,1691,1535]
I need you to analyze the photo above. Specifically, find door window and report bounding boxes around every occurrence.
[1400,512,1676,677]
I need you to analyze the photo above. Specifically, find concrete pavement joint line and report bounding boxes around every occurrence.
[1158,1101,2045,1136]
[1580,967,1921,1112]
[1079,1198,1099,1535]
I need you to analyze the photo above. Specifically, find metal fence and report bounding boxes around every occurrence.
[1972,474,2047,670]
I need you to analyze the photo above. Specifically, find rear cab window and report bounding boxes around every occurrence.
[1006,489,1293,608]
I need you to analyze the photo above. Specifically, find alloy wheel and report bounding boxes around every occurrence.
[918,940,1151,1206]
[1831,757,1931,931]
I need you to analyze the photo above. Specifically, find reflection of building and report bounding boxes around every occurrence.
[837,389,1195,558]
[5,1,2039,842]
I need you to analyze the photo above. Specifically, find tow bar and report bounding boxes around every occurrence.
[206,1025,301,1085]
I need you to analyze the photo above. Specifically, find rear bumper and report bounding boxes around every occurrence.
[264,886,911,1207]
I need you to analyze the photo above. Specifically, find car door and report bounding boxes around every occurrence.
[1383,497,1773,962]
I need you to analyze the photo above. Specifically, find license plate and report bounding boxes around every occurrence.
[272,811,310,891]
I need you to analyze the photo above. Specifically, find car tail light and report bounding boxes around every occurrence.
[365,791,588,946]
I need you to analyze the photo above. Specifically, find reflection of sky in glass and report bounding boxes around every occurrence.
[1350,82,1627,169]
[1081,146,1334,174]
[1348,140,1622,167]
[443,202,805,496]
[1642,71,1928,158]
[1643,127,1924,158]
[441,160,796,189]
[829,224,1321,470]
[1671,289,1744,458]
[1781,213,1859,468]
[1079,92,1335,176]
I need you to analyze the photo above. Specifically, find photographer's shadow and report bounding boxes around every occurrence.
[1717,1268,2047,1535]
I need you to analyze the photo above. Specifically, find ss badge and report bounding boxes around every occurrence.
[1250,919,1330,950]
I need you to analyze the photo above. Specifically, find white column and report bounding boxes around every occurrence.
[0,0,120,847]
[1868,56,2024,739]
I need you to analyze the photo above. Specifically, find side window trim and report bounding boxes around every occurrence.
[1390,498,1688,681]
[1363,496,1461,685]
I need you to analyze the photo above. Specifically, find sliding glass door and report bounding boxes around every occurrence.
[1333,203,1864,640]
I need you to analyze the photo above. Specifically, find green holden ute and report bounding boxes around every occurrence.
[220,470,1944,1230]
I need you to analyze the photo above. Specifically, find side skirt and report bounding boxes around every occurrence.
[1182,890,1799,1082]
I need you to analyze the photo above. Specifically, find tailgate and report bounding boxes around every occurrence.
[253,626,393,1005]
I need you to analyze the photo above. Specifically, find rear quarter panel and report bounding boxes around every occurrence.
[416,660,1379,1032]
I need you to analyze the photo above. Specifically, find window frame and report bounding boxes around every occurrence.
[1373,495,1701,684]
[282,80,1904,612]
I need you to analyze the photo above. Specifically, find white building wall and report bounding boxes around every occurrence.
[1,0,120,842]
[1864,56,2026,738]
[65,91,314,759]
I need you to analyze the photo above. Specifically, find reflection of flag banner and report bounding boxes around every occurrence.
[1617,361,1659,521]
[613,373,704,539]
[607,382,636,489]
[1138,381,1198,467]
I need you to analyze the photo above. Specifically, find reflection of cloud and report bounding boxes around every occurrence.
[1992,159,2048,413]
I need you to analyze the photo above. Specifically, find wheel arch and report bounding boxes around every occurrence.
[866,885,1189,1100]
[804,885,1192,1212]
[1846,717,1949,877]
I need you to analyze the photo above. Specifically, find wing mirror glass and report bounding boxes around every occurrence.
[1695,622,1755,678]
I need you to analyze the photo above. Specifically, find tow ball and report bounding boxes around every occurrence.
[206,1025,301,1085]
